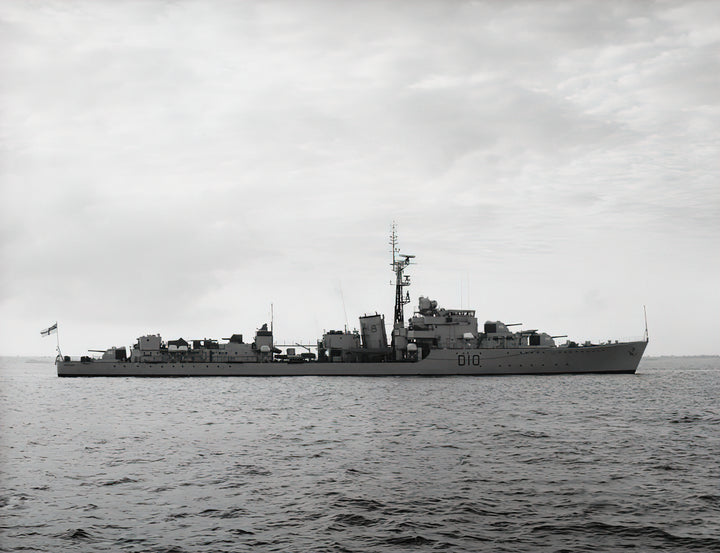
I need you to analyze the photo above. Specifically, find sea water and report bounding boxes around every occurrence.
[1,356,718,552]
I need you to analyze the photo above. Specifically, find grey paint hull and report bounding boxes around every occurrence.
[57,340,647,377]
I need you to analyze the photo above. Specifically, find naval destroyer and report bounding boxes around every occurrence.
[56,230,647,377]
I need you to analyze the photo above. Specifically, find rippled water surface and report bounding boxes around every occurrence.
[1,357,719,552]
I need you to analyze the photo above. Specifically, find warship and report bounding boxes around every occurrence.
[55,230,647,377]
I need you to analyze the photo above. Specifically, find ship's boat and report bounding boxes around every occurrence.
[56,229,647,377]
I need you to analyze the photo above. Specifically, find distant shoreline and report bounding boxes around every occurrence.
[644,355,720,360]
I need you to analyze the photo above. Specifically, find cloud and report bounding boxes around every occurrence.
[1,0,719,355]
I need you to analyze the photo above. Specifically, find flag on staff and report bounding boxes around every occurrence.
[40,323,58,337]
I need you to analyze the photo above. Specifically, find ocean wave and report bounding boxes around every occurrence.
[330,513,378,527]
[531,521,720,549]
[100,477,139,486]
[383,534,434,546]
[58,527,95,541]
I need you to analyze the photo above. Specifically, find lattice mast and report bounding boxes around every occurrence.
[390,223,414,325]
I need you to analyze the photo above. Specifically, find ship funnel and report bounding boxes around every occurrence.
[359,314,388,350]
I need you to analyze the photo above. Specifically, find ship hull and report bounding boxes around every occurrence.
[57,341,647,377]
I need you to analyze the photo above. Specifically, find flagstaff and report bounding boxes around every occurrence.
[41,322,61,358]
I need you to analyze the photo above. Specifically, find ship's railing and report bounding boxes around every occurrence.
[558,334,646,347]
[58,355,100,362]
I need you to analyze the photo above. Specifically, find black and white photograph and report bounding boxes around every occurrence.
[1,1,718,551]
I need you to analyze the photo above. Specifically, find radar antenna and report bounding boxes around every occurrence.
[390,222,414,325]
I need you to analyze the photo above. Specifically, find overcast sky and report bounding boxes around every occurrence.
[1,0,718,356]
